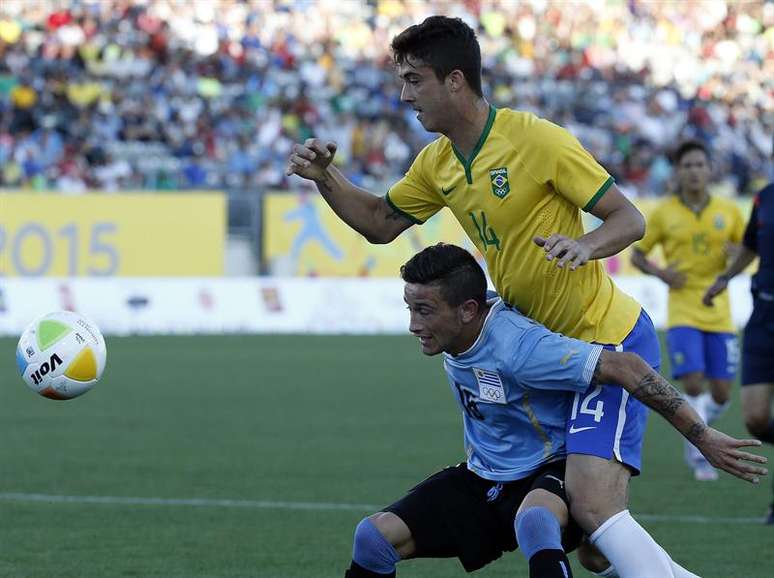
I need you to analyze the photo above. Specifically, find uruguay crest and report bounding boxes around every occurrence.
[489,167,510,198]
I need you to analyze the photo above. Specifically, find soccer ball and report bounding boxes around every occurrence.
[16,311,107,400]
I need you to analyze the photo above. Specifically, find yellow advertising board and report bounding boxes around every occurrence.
[263,192,754,277]
[0,192,225,276]
[263,192,480,277]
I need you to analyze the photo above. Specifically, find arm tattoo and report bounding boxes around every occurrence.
[685,422,708,445]
[596,353,709,440]
[632,373,685,419]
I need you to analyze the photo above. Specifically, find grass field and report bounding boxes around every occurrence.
[0,334,772,578]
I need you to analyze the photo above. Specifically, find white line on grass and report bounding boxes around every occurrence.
[0,492,764,525]
[0,492,376,511]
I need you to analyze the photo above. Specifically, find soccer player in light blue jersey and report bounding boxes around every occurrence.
[343,244,767,578]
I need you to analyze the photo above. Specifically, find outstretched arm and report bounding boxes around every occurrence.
[593,350,768,483]
[286,139,413,244]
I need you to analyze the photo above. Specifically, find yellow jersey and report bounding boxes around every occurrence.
[386,106,641,344]
[636,195,745,332]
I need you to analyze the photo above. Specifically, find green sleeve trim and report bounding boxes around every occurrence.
[583,176,614,213]
[384,192,424,225]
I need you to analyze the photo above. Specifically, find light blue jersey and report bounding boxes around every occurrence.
[443,298,603,482]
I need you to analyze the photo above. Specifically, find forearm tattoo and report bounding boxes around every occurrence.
[633,373,708,442]
[592,357,707,442]
[685,422,708,445]
[632,373,685,418]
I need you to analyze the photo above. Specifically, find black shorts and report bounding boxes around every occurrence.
[383,460,583,573]
[742,297,774,386]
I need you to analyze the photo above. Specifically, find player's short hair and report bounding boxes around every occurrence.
[401,243,487,309]
[391,16,483,98]
[673,140,710,164]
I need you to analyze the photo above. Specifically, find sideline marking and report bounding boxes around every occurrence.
[0,492,764,524]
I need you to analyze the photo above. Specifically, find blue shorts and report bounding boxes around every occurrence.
[565,309,660,475]
[742,296,774,386]
[666,327,739,380]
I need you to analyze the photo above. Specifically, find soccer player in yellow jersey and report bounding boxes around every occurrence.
[632,141,745,482]
[287,16,710,578]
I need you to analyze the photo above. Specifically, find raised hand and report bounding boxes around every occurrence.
[286,138,338,182]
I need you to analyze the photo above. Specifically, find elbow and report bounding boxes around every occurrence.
[364,229,395,245]
[364,230,398,245]
[630,249,644,270]
[630,210,646,243]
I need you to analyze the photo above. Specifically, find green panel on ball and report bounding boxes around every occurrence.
[36,319,72,351]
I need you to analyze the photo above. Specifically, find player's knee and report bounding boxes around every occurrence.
[681,373,705,396]
[367,513,411,546]
[575,541,611,574]
[566,456,631,532]
[713,390,731,404]
[352,516,401,572]
[709,381,732,403]
[514,507,563,560]
[568,494,618,533]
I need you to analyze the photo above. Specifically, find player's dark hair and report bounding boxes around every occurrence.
[391,16,483,98]
[673,140,710,164]
[401,243,487,309]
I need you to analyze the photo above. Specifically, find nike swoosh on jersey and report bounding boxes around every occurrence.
[568,425,597,434]
[441,185,456,196]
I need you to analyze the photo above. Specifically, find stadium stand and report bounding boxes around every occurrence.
[0,0,771,196]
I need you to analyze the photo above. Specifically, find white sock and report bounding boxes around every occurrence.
[659,546,702,578]
[590,510,674,578]
[592,527,702,578]
[684,393,708,421]
[700,392,729,424]
[600,558,701,578]
[683,394,709,465]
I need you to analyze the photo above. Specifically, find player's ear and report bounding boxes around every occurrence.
[446,69,466,93]
[459,298,480,323]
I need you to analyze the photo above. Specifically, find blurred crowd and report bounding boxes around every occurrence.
[0,0,771,196]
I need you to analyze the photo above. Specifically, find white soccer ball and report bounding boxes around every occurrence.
[16,311,107,400]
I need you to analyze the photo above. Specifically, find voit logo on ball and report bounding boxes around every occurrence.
[16,311,107,400]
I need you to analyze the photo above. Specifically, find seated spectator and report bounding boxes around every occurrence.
[0,0,769,195]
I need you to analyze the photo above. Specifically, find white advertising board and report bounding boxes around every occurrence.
[0,276,753,336]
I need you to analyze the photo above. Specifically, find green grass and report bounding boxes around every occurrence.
[0,334,771,578]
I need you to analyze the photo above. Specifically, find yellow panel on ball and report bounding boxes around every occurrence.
[64,347,98,382]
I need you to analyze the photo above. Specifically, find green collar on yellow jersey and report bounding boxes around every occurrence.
[451,105,497,184]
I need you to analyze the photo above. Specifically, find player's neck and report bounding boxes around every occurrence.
[449,304,492,356]
[444,98,491,159]
[679,188,709,212]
